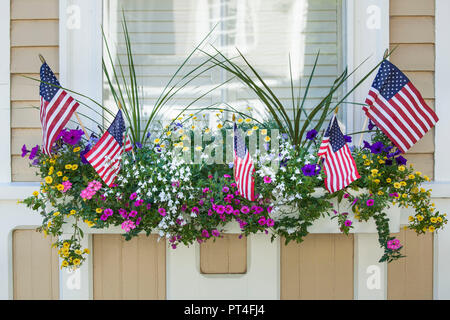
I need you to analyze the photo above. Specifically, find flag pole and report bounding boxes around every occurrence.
[317,106,339,165]
[357,48,389,147]
[39,54,90,139]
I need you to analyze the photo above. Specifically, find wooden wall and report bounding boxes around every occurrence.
[390,0,435,178]
[10,0,59,181]
[281,234,354,300]
[13,229,59,299]
[92,234,166,300]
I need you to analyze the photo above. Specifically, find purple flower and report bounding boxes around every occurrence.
[366,199,375,207]
[306,129,318,140]
[370,141,384,154]
[225,205,234,214]
[201,229,210,238]
[212,229,220,237]
[282,133,289,141]
[363,140,371,149]
[240,206,250,214]
[104,208,114,216]
[191,207,199,214]
[136,217,142,225]
[302,164,321,176]
[129,192,137,200]
[119,208,128,219]
[62,129,84,145]
[368,119,376,130]
[344,220,352,227]
[385,159,393,166]
[258,216,266,226]
[134,199,144,207]
[80,145,91,164]
[146,203,152,210]
[21,144,29,158]
[215,205,225,214]
[395,156,407,165]
[135,142,142,149]
[29,145,39,160]
[158,208,166,217]
[344,135,352,143]
[222,186,230,193]
[266,218,275,227]
[129,210,137,218]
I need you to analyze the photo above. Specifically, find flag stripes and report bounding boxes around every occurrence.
[234,124,255,201]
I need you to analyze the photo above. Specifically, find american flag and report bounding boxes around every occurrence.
[85,110,125,187]
[40,63,79,155]
[318,116,360,193]
[364,60,438,153]
[234,123,255,201]
[124,133,133,152]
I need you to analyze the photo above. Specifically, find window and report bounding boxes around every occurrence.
[103,0,343,128]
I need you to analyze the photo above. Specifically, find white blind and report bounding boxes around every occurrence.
[103,0,342,127]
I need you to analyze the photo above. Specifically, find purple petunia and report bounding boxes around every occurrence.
[344,135,352,143]
[363,140,371,149]
[21,144,29,158]
[212,229,220,237]
[306,129,318,140]
[301,164,321,176]
[62,129,84,145]
[201,229,210,238]
[370,141,384,154]
[29,145,39,160]
[368,119,376,130]
[395,156,407,165]
[129,192,137,200]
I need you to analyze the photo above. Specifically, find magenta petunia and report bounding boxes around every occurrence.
[258,216,266,226]
[222,186,230,193]
[263,176,272,184]
[191,207,199,214]
[201,229,210,238]
[212,229,220,237]
[129,210,137,218]
[240,206,250,214]
[266,218,275,227]
[158,208,166,216]
[344,220,352,227]
[366,199,375,207]
[129,192,137,200]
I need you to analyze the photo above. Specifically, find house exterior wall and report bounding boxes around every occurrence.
[1,0,450,300]
[10,0,59,181]
[390,0,435,178]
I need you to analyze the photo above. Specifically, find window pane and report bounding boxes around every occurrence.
[103,0,343,132]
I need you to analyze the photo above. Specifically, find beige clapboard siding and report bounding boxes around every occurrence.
[13,229,59,300]
[281,234,354,300]
[93,234,166,300]
[200,234,247,274]
[387,227,433,300]
[10,0,59,181]
[390,0,435,178]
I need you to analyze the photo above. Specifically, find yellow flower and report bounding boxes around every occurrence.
[73,147,81,152]
[420,187,426,193]
[56,171,62,177]
[252,126,259,130]
[364,160,371,166]
[247,130,253,136]
[411,187,419,193]
[424,175,430,181]
[62,176,68,182]
[408,216,414,222]
[261,129,267,136]
[56,184,64,191]
[70,210,76,216]
[32,191,39,197]
[430,217,437,223]
[84,220,95,227]
[377,190,384,195]
[374,179,380,184]
[47,221,52,228]
[63,242,70,248]
[219,109,224,113]
[408,174,415,179]
[195,146,202,151]
[96,208,103,213]
[180,135,187,141]
[65,164,72,170]
[48,166,54,175]
[264,136,271,142]
[415,171,422,176]
[44,176,53,184]
[393,182,401,189]
[402,193,407,199]
[166,131,172,137]
[182,146,189,152]
[217,124,223,129]
[438,217,443,223]
[362,155,367,160]
[154,138,161,144]
[386,178,392,183]
[379,159,385,164]
[53,211,60,217]
[371,169,378,175]
[400,181,407,187]
[75,249,82,255]
[83,248,90,254]
[73,259,81,266]
[205,128,211,133]
[160,144,165,148]
[245,118,252,123]
[398,165,405,172]
[429,226,435,232]
[237,118,243,124]
[193,116,198,120]
[191,125,196,130]
[61,260,69,268]
[417,215,424,221]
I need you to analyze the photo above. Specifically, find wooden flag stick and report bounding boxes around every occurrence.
[358,116,369,147]
[38,54,90,139]
[118,100,135,158]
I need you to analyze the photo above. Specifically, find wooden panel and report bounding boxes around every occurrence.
[388,227,433,300]
[11,0,59,20]
[11,20,59,47]
[13,229,59,300]
[11,128,42,155]
[390,0,435,16]
[93,234,166,300]
[281,234,354,300]
[11,73,46,101]
[390,17,435,44]
[11,47,59,73]
[408,129,434,154]
[11,155,40,182]
[404,153,434,177]
[200,234,247,274]
[390,44,435,71]
[404,71,435,99]
[11,101,41,128]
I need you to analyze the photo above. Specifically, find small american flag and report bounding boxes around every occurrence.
[318,116,360,193]
[364,60,438,153]
[234,123,255,201]
[124,133,133,152]
[85,110,125,187]
[40,63,79,155]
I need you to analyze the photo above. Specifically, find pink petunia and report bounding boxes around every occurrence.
[263,176,272,184]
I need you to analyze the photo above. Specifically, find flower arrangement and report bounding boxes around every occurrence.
[19,19,446,270]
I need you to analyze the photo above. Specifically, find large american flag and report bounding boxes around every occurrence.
[364,60,438,153]
[318,116,360,193]
[85,110,125,187]
[40,63,79,155]
[124,133,133,152]
[234,123,255,201]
